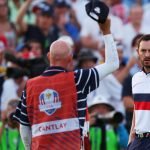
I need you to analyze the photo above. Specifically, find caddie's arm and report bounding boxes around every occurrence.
[95,18,119,80]
[20,124,32,150]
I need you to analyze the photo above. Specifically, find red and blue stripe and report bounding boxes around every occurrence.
[133,94,150,110]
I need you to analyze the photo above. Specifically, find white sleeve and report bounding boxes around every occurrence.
[95,34,119,80]
[20,125,32,150]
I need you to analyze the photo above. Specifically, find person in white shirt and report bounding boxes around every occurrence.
[128,34,150,150]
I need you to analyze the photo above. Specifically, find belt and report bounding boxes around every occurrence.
[135,133,150,138]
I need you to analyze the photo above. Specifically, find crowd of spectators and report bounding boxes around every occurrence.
[0,0,150,149]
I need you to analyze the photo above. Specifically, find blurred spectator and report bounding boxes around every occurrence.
[122,34,143,132]
[123,0,150,7]
[54,0,80,42]
[1,66,27,112]
[6,54,48,78]
[5,25,48,76]
[122,4,150,59]
[0,0,17,52]
[16,39,43,59]
[0,39,6,118]
[111,0,129,23]
[16,0,60,54]
[0,99,24,150]
[54,0,70,15]
[88,95,128,150]
[31,0,53,25]
[0,36,7,67]
[27,39,44,58]
[0,35,7,50]
[76,49,98,69]
[70,0,88,27]
[8,0,35,24]
[16,42,31,59]
[143,3,150,27]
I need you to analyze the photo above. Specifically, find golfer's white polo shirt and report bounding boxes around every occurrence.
[132,71,150,134]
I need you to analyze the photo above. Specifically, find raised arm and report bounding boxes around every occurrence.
[95,19,119,80]
[16,0,32,33]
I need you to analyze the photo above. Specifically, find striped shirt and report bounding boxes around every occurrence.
[14,66,99,130]
[132,71,150,134]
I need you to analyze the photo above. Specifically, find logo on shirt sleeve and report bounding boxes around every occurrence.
[39,89,61,115]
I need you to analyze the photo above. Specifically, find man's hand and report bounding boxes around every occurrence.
[98,18,111,35]
[128,131,135,145]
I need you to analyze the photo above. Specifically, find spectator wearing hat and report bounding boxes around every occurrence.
[76,49,98,69]
[88,95,128,150]
[16,0,60,54]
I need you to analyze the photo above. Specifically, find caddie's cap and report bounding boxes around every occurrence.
[85,0,109,24]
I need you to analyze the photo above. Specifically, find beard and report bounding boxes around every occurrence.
[142,60,150,70]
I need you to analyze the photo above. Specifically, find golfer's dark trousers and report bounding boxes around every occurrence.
[127,137,150,150]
